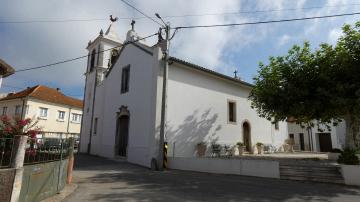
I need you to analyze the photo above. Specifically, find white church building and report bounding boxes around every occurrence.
[79,21,342,168]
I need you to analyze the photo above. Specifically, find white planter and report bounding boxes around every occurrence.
[328,153,341,161]
[341,165,360,186]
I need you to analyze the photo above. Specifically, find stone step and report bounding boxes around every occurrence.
[280,175,344,184]
[279,164,343,184]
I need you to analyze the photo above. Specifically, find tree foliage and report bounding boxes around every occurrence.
[249,21,360,147]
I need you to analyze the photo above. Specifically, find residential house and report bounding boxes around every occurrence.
[287,121,346,152]
[80,21,289,168]
[0,85,83,135]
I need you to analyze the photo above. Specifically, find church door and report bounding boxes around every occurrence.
[117,115,129,157]
[243,122,251,152]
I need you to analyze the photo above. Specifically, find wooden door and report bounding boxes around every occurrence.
[299,133,305,151]
[318,133,332,152]
[243,122,251,152]
[117,116,129,157]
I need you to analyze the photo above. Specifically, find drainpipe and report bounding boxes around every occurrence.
[66,107,72,133]
[20,97,26,120]
[88,69,97,154]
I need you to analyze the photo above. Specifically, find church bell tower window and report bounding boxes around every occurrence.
[90,49,96,71]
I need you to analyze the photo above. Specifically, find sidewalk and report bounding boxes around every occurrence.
[41,183,78,202]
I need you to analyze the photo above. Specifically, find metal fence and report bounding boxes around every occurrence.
[23,137,71,165]
[0,137,15,168]
[0,132,80,168]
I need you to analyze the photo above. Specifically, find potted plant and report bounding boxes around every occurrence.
[328,148,342,161]
[284,138,295,152]
[236,142,245,156]
[338,148,360,186]
[256,142,264,154]
[195,142,207,157]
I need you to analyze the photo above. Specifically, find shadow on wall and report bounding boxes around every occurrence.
[166,108,221,157]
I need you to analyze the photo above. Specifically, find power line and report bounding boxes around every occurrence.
[120,0,162,26]
[174,12,360,29]
[163,3,360,18]
[3,3,358,24]
[14,33,158,73]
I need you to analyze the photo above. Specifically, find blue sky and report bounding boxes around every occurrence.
[0,0,359,99]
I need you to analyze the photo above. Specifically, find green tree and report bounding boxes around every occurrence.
[249,21,360,149]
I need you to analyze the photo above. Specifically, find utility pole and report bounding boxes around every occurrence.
[156,13,170,171]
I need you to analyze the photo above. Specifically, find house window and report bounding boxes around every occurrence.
[39,107,48,118]
[274,121,279,130]
[2,107,7,115]
[72,113,82,123]
[90,49,96,71]
[94,118,98,135]
[58,111,65,120]
[121,65,130,94]
[15,105,21,115]
[228,101,236,123]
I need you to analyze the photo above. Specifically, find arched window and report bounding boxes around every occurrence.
[90,49,96,71]
[109,49,118,67]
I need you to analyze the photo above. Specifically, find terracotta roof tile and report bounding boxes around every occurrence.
[0,85,83,109]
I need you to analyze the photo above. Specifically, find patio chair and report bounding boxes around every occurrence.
[263,144,277,153]
[211,144,222,157]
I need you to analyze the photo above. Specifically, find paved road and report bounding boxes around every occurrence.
[64,154,360,202]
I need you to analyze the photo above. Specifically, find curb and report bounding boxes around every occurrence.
[40,183,78,202]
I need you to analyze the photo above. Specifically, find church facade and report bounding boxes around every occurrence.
[79,21,289,168]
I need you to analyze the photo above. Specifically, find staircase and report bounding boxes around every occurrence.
[279,162,344,184]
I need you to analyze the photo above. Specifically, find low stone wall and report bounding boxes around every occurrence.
[168,157,280,179]
[0,168,16,202]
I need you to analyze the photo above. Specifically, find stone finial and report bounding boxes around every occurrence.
[131,20,136,31]
[234,70,238,79]
[99,29,104,36]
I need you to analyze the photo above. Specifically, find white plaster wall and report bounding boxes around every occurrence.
[80,40,118,153]
[168,157,280,179]
[166,63,288,157]
[79,70,96,153]
[88,44,159,167]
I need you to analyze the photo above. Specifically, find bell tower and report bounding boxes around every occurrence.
[80,16,122,153]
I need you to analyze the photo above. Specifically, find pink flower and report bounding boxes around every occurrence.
[28,130,38,138]
[1,115,10,123]
[18,120,29,127]
[4,126,12,133]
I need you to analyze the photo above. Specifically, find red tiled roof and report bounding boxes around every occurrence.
[0,85,83,109]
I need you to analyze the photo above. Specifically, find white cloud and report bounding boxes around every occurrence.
[0,0,358,93]
[328,28,343,44]
[278,35,291,47]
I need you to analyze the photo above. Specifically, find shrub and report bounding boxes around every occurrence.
[197,142,206,147]
[337,148,360,165]
[0,115,41,138]
[236,142,244,147]
[331,148,342,153]
[256,142,264,147]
